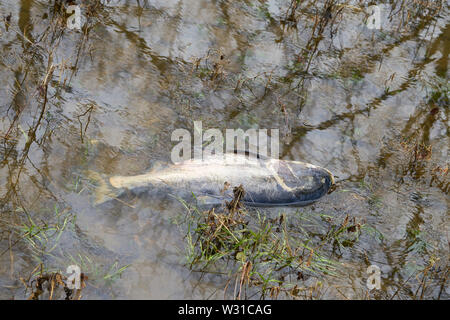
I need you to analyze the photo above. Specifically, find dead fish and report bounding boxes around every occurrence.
[88,153,335,207]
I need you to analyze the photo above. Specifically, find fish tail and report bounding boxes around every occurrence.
[85,170,122,205]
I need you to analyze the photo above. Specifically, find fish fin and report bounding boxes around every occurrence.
[85,170,122,205]
[195,194,224,206]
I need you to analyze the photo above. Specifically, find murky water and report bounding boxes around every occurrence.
[0,0,448,299]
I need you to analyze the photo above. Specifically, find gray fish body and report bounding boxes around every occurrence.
[98,153,334,207]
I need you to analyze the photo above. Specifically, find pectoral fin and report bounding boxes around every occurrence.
[195,194,225,206]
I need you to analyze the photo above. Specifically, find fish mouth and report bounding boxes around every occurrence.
[323,168,336,194]
[311,167,335,196]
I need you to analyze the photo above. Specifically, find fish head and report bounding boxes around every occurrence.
[275,160,335,203]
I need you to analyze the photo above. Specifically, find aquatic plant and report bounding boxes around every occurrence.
[177,186,345,299]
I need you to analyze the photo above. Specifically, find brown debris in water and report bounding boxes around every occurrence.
[226,184,245,216]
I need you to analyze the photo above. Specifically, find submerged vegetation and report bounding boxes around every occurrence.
[178,185,448,299]
[177,186,378,299]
